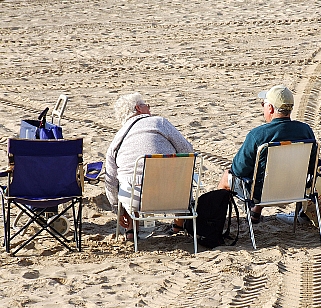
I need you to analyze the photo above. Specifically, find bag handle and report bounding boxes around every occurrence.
[223,192,240,246]
[38,107,50,128]
[36,107,50,139]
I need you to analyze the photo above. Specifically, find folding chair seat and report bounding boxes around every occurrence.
[234,139,320,249]
[0,138,84,255]
[116,153,203,254]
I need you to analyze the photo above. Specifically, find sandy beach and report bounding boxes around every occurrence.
[1,0,321,307]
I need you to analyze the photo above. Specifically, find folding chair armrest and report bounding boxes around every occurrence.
[193,173,204,188]
[309,191,319,199]
[0,166,13,177]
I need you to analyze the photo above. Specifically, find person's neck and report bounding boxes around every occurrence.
[273,114,291,120]
[266,114,290,123]
[135,112,150,116]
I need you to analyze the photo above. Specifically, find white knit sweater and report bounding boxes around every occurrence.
[105,114,193,207]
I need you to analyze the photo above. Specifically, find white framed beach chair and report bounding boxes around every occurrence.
[235,139,320,249]
[51,94,68,126]
[116,153,203,254]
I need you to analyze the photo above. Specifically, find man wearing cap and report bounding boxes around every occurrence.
[218,85,316,223]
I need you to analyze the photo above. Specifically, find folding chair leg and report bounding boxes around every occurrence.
[192,217,198,254]
[245,201,257,249]
[293,202,302,233]
[2,200,9,253]
[6,202,11,253]
[72,198,82,252]
[79,202,82,251]
[2,200,6,250]
[133,216,138,253]
[5,199,82,255]
[314,194,321,241]
[11,212,74,256]
[116,201,122,241]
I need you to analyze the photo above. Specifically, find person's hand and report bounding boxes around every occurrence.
[119,213,130,228]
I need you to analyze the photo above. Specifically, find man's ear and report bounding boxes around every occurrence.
[268,104,275,114]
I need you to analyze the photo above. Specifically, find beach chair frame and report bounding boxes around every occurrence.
[116,153,203,254]
[235,139,320,249]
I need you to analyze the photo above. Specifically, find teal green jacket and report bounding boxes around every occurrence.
[231,117,316,200]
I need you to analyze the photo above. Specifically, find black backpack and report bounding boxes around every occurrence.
[185,189,240,249]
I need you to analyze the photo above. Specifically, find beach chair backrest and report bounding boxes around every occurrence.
[51,94,68,126]
[8,138,83,199]
[257,141,313,204]
[139,154,196,212]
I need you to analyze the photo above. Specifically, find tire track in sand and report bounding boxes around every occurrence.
[0,97,232,168]
[292,46,321,133]
[274,252,321,307]
[271,46,321,308]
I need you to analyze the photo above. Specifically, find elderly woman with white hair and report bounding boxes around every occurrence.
[105,92,193,240]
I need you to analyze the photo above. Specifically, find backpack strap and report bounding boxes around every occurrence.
[223,192,240,246]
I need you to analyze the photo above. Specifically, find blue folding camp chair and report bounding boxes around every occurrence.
[0,138,84,255]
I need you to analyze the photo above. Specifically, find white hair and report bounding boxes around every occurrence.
[114,92,145,125]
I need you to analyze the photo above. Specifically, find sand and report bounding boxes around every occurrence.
[1,0,321,307]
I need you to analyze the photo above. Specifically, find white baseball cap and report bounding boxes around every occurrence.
[258,85,294,111]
